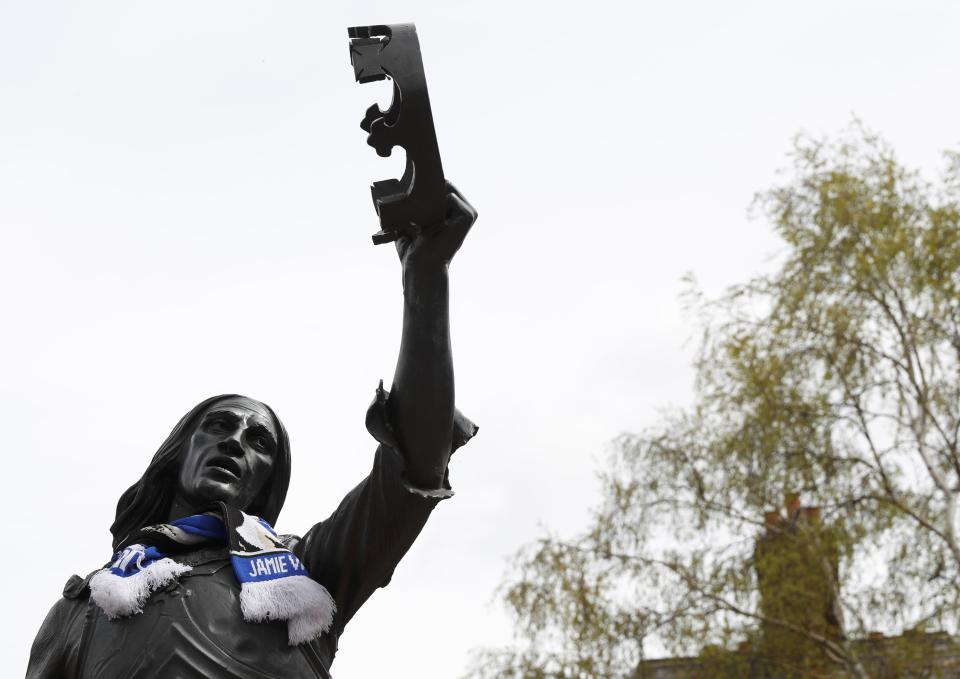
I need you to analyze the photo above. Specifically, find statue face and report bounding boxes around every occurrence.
[175,397,279,512]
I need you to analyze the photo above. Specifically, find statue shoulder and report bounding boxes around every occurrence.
[62,572,94,600]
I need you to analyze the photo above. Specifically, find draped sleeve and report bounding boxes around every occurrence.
[291,382,477,635]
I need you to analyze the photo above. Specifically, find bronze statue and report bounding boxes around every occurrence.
[27,24,477,678]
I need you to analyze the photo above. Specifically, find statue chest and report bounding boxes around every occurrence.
[75,549,335,678]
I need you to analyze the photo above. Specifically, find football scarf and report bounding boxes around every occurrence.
[88,503,335,645]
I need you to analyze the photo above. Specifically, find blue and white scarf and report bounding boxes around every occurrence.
[89,503,335,645]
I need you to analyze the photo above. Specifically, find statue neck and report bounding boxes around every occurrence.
[167,495,201,523]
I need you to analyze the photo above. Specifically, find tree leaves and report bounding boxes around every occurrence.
[468,123,960,678]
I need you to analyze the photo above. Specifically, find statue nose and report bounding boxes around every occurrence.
[218,435,244,455]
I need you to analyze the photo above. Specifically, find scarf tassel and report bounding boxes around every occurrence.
[89,555,191,619]
[239,574,337,645]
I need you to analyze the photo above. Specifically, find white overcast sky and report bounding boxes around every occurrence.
[2,1,959,676]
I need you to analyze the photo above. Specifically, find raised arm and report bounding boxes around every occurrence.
[387,181,477,489]
[292,182,477,634]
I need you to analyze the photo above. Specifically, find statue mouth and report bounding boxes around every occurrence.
[206,455,242,481]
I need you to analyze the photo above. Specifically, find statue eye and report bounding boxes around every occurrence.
[207,419,230,433]
[247,431,276,454]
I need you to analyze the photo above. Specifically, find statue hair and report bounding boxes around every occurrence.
[109,394,292,551]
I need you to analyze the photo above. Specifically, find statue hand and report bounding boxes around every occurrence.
[395,181,477,271]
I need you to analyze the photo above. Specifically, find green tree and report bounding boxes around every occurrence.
[469,124,960,679]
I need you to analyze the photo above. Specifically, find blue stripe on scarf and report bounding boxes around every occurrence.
[256,517,278,537]
[109,545,166,577]
[170,513,227,539]
[231,551,308,584]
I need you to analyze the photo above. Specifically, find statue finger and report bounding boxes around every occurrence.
[439,194,475,250]
[444,191,478,226]
[445,179,465,202]
[444,181,477,219]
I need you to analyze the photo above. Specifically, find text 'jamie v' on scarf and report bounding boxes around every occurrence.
[88,502,335,645]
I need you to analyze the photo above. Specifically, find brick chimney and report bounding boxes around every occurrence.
[803,506,821,524]
[764,511,781,529]
[785,492,802,521]
[756,493,841,670]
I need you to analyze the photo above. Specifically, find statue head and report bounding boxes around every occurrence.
[110,395,291,550]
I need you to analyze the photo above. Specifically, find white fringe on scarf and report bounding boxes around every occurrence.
[239,574,337,645]
[89,557,192,619]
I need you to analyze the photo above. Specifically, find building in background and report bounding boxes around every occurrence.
[636,496,960,678]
